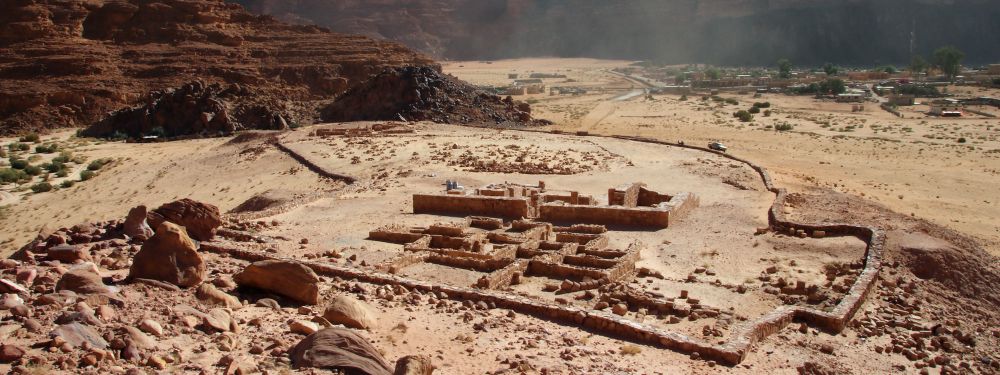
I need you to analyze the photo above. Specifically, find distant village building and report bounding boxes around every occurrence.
[929,99,963,117]
[887,94,915,106]
[836,93,864,103]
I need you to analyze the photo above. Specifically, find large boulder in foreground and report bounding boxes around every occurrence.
[148,199,222,241]
[234,260,319,305]
[128,222,206,288]
[56,263,115,295]
[289,327,392,375]
[322,295,378,330]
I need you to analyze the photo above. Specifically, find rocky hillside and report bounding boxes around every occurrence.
[0,0,435,135]
[234,0,1000,66]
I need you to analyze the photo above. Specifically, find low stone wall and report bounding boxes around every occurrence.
[608,183,642,207]
[378,253,429,274]
[413,194,530,219]
[664,192,699,226]
[553,224,607,234]
[426,254,513,273]
[476,259,529,289]
[540,203,671,228]
[527,260,609,281]
[369,230,426,244]
[274,142,357,183]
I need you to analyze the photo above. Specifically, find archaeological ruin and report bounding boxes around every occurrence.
[412,181,699,228]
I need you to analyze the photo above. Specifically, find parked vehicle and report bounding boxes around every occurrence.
[708,141,727,152]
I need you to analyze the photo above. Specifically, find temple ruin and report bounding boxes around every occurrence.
[412,181,699,228]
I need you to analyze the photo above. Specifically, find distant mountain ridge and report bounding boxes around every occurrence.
[233,0,1000,65]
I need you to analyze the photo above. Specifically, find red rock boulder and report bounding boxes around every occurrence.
[128,222,206,288]
[147,199,223,241]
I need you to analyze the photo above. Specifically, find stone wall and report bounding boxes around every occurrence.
[637,187,672,207]
[540,203,671,228]
[608,183,642,207]
[413,194,530,219]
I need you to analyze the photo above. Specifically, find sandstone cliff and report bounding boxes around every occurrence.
[235,0,1000,66]
[0,0,435,135]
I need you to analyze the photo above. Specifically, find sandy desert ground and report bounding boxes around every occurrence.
[0,60,998,375]
[444,59,1000,256]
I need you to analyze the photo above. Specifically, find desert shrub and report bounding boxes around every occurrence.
[957,137,967,143]
[30,182,52,193]
[55,169,68,178]
[764,109,772,117]
[87,158,111,171]
[724,98,739,105]
[60,180,75,188]
[753,102,771,108]
[8,142,30,152]
[80,170,96,181]
[775,123,794,131]
[733,110,753,122]
[9,158,28,170]
[52,152,72,164]
[679,94,688,101]
[35,144,58,154]
[19,133,40,143]
[0,168,29,184]
[44,162,64,173]
[24,165,42,176]
[748,106,761,114]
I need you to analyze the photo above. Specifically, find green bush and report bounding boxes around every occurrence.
[748,106,761,114]
[775,123,794,131]
[60,180,75,188]
[30,182,53,193]
[35,144,58,154]
[53,152,72,164]
[19,133,40,143]
[957,137,967,143]
[80,170,97,181]
[44,162,64,173]
[764,110,772,117]
[679,94,688,101]
[9,158,28,170]
[733,110,753,122]
[87,158,111,171]
[56,169,68,178]
[8,143,30,152]
[0,168,29,184]
[753,102,771,108]
[724,98,739,105]
[24,165,42,176]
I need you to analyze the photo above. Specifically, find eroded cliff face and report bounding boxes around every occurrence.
[0,0,435,135]
[234,0,1000,65]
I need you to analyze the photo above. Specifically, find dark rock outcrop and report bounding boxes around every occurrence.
[0,0,434,135]
[322,66,549,127]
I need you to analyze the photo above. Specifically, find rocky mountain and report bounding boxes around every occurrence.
[0,0,435,135]
[234,0,1000,66]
